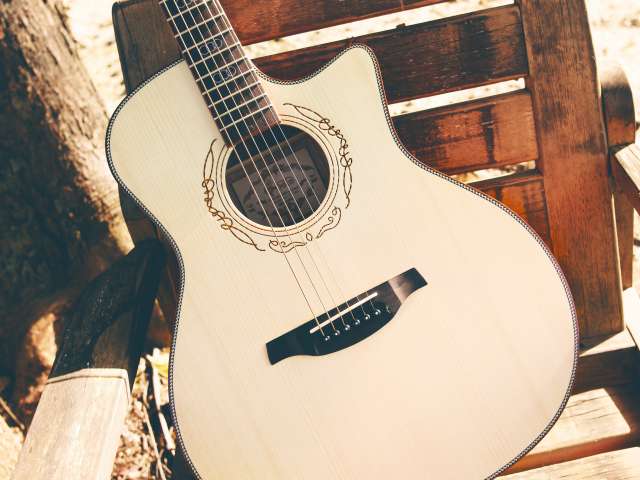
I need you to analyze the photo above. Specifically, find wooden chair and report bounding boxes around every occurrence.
[12,0,640,478]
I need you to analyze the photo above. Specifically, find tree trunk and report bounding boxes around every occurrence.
[0,0,132,420]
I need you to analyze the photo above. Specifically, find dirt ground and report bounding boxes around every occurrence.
[2,1,639,479]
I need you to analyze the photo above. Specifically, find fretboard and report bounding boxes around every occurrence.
[158,0,279,146]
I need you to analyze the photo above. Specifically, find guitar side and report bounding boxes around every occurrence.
[107,46,577,479]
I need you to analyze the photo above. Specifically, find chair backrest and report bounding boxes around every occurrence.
[113,0,623,338]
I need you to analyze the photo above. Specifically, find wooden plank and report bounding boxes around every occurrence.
[612,144,640,215]
[601,63,637,289]
[601,63,637,149]
[395,90,537,174]
[519,0,623,338]
[500,327,640,474]
[575,328,640,394]
[115,3,528,103]
[502,447,640,479]
[623,288,640,352]
[255,5,528,103]
[12,242,165,480]
[12,370,131,480]
[471,172,551,245]
[503,328,638,473]
[113,0,181,91]
[506,383,640,474]
[220,0,449,45]
[115,0,450,47]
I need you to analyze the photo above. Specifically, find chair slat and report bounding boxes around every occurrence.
[471,171,550,245]
[255,5,528,103]
[113,0,181,91]
[502,447,640,479]
[219,0,448,45]
[519,0,623,338]
[394,90,537,174]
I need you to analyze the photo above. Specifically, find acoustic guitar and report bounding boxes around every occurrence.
[106,1,578,478]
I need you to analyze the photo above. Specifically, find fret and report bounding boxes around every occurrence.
[202,79,261,113]
[167,5,202,22]
[222,109,279,146]
[219,105,274,131]
[212,93,268,118]
[193,57,249,85]
[161,0,207,19]
[173,13,224,36]
[159,0,280,145]
[209,80,261,107]
[201,68,256,93]
[192,41,239,67]
[176,26,231,51]
[180,27,232,56]
[193,53,245,75]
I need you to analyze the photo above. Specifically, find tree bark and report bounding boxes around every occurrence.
[0,0,132,420]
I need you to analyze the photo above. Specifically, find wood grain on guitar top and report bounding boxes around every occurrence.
[107,47,577,479]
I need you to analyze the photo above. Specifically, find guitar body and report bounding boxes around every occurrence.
[107,46,577,479]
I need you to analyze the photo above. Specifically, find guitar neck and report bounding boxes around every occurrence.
[158,0,279,145]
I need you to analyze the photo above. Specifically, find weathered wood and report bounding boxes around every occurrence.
[502,447,640,479]
[13,370,131,480]
[518,0,623,338]
[255,5,528,103]
[623,288,640,354]
[114,2,528,104]
[0,415,21,479]
[395,90,538,174]
[601,64,637,148]
[602,63,637,290]
[113,1,180,91]
[471,172,551,245]
[116,0,449,47]
[574,329,640,394]
[612,172,636,212]
[220,0,448,45]
[12,241,165,480]
[612,145,640,218]
[504,326,640,474]
[507,383,640,474]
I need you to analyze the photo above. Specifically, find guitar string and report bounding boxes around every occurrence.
[199,0,366,331]
[190,0,352,333]
[168,0,379,334]
[170,0,353,336]
[165,0,332,336]
[207,2,374,326]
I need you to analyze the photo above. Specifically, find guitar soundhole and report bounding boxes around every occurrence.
[224,125,330,228]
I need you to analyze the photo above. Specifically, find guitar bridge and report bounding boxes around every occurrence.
[266,268,427,364]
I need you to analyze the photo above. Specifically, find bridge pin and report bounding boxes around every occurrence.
[354,319,361,325]
[374,309,381,316]
[385,305,392,313]
[344,324,351,331]
[324,336,331,342]
[334,330,341,336]
[364,314,371,321]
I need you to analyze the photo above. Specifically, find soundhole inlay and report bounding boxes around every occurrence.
[225,125,329,228]
[202,104,353,253]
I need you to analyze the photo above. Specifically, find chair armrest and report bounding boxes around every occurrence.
[602,63,639,207]
[12,240,165,480]
[601,62,636,148]
[612,144,640,214]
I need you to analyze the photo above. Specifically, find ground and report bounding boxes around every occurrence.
[1,1,639,479]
